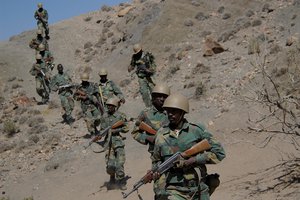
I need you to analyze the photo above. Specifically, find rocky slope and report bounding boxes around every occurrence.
[0,0,299,200]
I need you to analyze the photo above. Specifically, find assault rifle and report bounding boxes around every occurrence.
[58,83,80,90]
[84,120,124,149]
[135,121,157,135]
[122,139,212,199]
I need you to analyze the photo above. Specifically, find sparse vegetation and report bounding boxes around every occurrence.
[3,119,19,137]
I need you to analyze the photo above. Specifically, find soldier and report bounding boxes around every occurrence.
[73,73,103,138]
[100,98,129,190]
[34,3,50,39]
[50,64,75,125]
[29,54,50,104]
[128,43,156,107]
[98,68,125,109]
[37,44,54,71]
[29,29,49,51]
[151,93,226,200]
[131,83,170,199]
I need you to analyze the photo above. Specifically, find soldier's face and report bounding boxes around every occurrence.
[57,66,63,74]
[152,93,168,109]
[107,105,116,114]
[100,75,107,83]
[165,108,185,127]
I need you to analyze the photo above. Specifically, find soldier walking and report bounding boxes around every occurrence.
[34,3,50,39]
[29,29,49,51]
[151,93,226,200]
[73,73,103,138]
[29,54,50,104]
[100,98,128,190]
[131,83,170,199]
[128,43,156,107]
[37,44,54,71]
[98,68,125,110]
[50,64,75,125]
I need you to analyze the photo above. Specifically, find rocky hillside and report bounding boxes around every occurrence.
[0,0,299,200]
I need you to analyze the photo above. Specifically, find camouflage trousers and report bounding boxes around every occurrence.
[35,76,50,103]
[83,108,101,135]
[105,145,125,181]
[59,92,74,120]
[37,21,49,36]
[138,76,155,107]
[163,182,209,200]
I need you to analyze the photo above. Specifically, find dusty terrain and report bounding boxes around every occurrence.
[0,0,299,200]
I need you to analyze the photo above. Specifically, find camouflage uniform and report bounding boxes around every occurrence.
[73,82,101,135]
[131,106,169,198]
[152,119,226,200]
[50,70,75,123]
[37,49,54,71]
[29,35,49,51]
[34,7,49,38]
[29,58,50,104]
[99,79,124,109]
[130,51,156,107]
[101,111,128,183]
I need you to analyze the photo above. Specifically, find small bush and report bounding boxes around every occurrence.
[3,120,19,137]
[194,82,205,99]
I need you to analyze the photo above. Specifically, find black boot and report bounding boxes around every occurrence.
[117,179,127,191]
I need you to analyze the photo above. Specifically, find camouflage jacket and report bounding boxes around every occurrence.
[37,50,54,66]
[29,37,49,50]
[99,80,124,102]
[152,119,226,192]
[73,82,100,112]
[50,72,73,95]
[29,61,47,77]
[34,9,48,22]
[101,111,128,149]
[130,51,156,78]
[131,106,168,156]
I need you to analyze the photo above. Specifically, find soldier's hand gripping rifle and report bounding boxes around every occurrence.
[135,121,157,135]
[84,120,124,149]
[122,139,212,199]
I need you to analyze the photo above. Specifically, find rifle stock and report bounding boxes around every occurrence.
[122,139,211,198]
[84,120,124,149]
[135,121,157,135]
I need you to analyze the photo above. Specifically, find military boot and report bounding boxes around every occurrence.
[65,116,75,125]
[117,179,127,191]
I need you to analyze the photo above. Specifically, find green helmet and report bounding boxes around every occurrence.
[152,83,170,96]
[133,43,142,54]
[106,98,119,107]
[38,44,45,51]
[163,93,189,113]
[37,3,43,8]
[98,68,108,76]
[36,29,43,35]
[35,53,42,60]
[80,73,89,81]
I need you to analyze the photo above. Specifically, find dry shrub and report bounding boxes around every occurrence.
[194,82,205,99]
[3,120,19,137]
